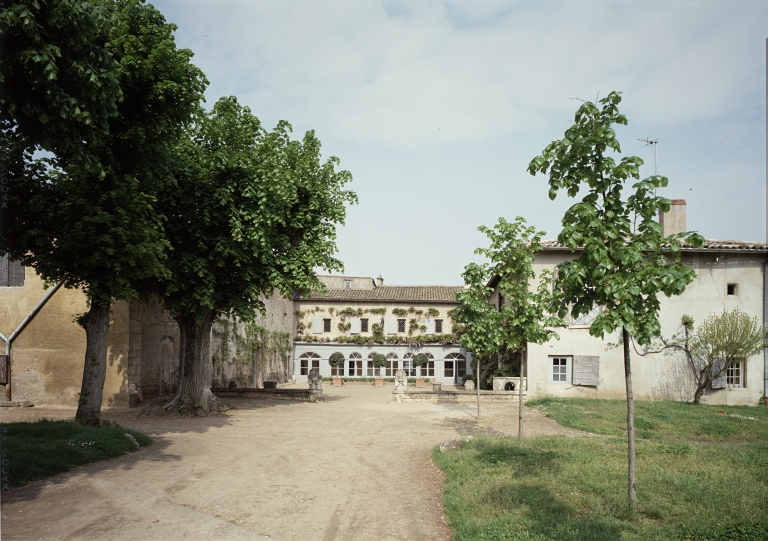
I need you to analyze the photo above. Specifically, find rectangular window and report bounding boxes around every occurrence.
[726,362,744,388]
[727,283,737,296]
[301,359,308,376]
[0,254,25,287]
[361,319,369,332]
[551,357,569,382]
[323,318,331,333]
[397,319,406,333]
[348,360,362,377]
[403,360,415,377]
[331,364,344,376]
[420,361,434,377]
[457,359,466,379]
[344,280,351,289]
[444,361,454,378]
[435,319,443,333]
[386,360,399,377]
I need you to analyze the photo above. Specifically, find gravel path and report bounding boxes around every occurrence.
[1,384,583,541]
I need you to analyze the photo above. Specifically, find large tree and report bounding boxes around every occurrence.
[2,0,206,425]
[161,96,357,414]
[528,91,704,513]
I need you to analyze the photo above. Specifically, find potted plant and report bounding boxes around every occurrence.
[329,352,345,387]
[412,353,429,388]
[372,353,386,387]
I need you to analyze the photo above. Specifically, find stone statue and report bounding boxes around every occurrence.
[394,369,408,393]
[464,379,475,391]
[307,368,323,392]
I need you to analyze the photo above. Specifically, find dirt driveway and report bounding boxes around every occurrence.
[1,385,582,541]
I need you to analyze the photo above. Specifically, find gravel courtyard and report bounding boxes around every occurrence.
[1,385,583,541]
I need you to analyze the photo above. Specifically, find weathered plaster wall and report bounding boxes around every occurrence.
[527,251,766,406]
[210,290,295,388]
[133,296,179,399]
[0,267,130,407]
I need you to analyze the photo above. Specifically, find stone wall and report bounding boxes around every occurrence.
[131,296,179,400]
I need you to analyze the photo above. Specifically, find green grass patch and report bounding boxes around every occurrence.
[435,399,768,539]
[3,420,152,487]
[526,397,768,443]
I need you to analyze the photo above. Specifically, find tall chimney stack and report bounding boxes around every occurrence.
[376,274,384,287]
[659,199,686,236]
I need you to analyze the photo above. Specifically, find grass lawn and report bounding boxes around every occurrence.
[2,420,152,487]
[433,399,768,541]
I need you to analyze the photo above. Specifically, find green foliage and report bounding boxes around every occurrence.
[337,321,351,333]
[528,91,704,345]
[690,308,764,379]
[427,308,440,317]
[4,420,152,487]
[371,353,386,368]
[391,308,408,317]
[412,353,429,368]
[366,307,386,315]
[454,263,503,359]
[328,351,345,368]
[212,318,293,385]
[0,0,123,170]
[339,307,363,318]
[3,0,207,308]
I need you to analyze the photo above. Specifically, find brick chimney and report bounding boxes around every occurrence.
[376,274,384,287]
[659,199,686,236]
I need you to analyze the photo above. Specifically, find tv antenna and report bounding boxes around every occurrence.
[639,137,664,195]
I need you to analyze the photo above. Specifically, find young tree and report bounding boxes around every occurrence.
[528,91,704,513]
[476,217,563,438]
[160,96,356,414]
[2,0,206,425]
[646,311,764,405]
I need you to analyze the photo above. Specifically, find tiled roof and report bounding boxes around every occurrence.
[540,239,768,253]
[299,285,463,303]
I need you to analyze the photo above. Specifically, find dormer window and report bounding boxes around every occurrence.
[344,280,351,289]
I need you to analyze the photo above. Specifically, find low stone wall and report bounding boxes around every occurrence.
[390,390,527,403]
[212,387,323,402]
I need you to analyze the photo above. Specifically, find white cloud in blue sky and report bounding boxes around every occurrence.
[156,0,766,284]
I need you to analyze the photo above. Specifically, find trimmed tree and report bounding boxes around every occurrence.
[160,96,356,414]
[372,353,386,376]
[476,217,563,438]
[528,91,704,513]
[2,0,206,425]
[329,352,345,377]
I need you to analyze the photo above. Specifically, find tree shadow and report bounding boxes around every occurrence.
[475,443,561,478]
[478,483,627,540]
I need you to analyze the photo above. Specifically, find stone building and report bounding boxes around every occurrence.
[292,275,473,385]
[488,201,768,406]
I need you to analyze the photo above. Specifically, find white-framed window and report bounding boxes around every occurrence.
[299,352,320,376]
[550,356,571,383]
[402,353,416,377]
[445,353,466,382]
[386,352,399,377]
[726,362,744,388]
[348,351,363,377]
[444,361,454,378]
[417,353,435,377]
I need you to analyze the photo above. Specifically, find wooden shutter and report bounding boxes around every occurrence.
[572,356,599,386]
[0,354,7,385]
[386,318,398,335]
[425,319,434,335]
[350,318,361,334]
[9,259,24,287]
[711,359,726,389]
[311,318,323,334]
[0,254,8,287]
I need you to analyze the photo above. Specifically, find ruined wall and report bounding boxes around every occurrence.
[210,290,295,388]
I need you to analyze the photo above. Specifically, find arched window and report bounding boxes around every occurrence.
[349,351,363,377]
[299,352,320,376]
[420,353,435,378]
[402,352,415,377]
[386,352,399,377]
[444,352,466,380]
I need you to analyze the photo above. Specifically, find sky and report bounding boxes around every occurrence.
[154,0,767,285]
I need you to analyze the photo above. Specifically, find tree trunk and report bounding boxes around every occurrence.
[75,303,111,426]
[519,342,525,440]
[622,327,637,515]
[476,356,481,419]
[167,310,218,414]
[692,381,707,405]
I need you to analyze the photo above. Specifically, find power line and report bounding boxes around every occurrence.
[670,110,766,175]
